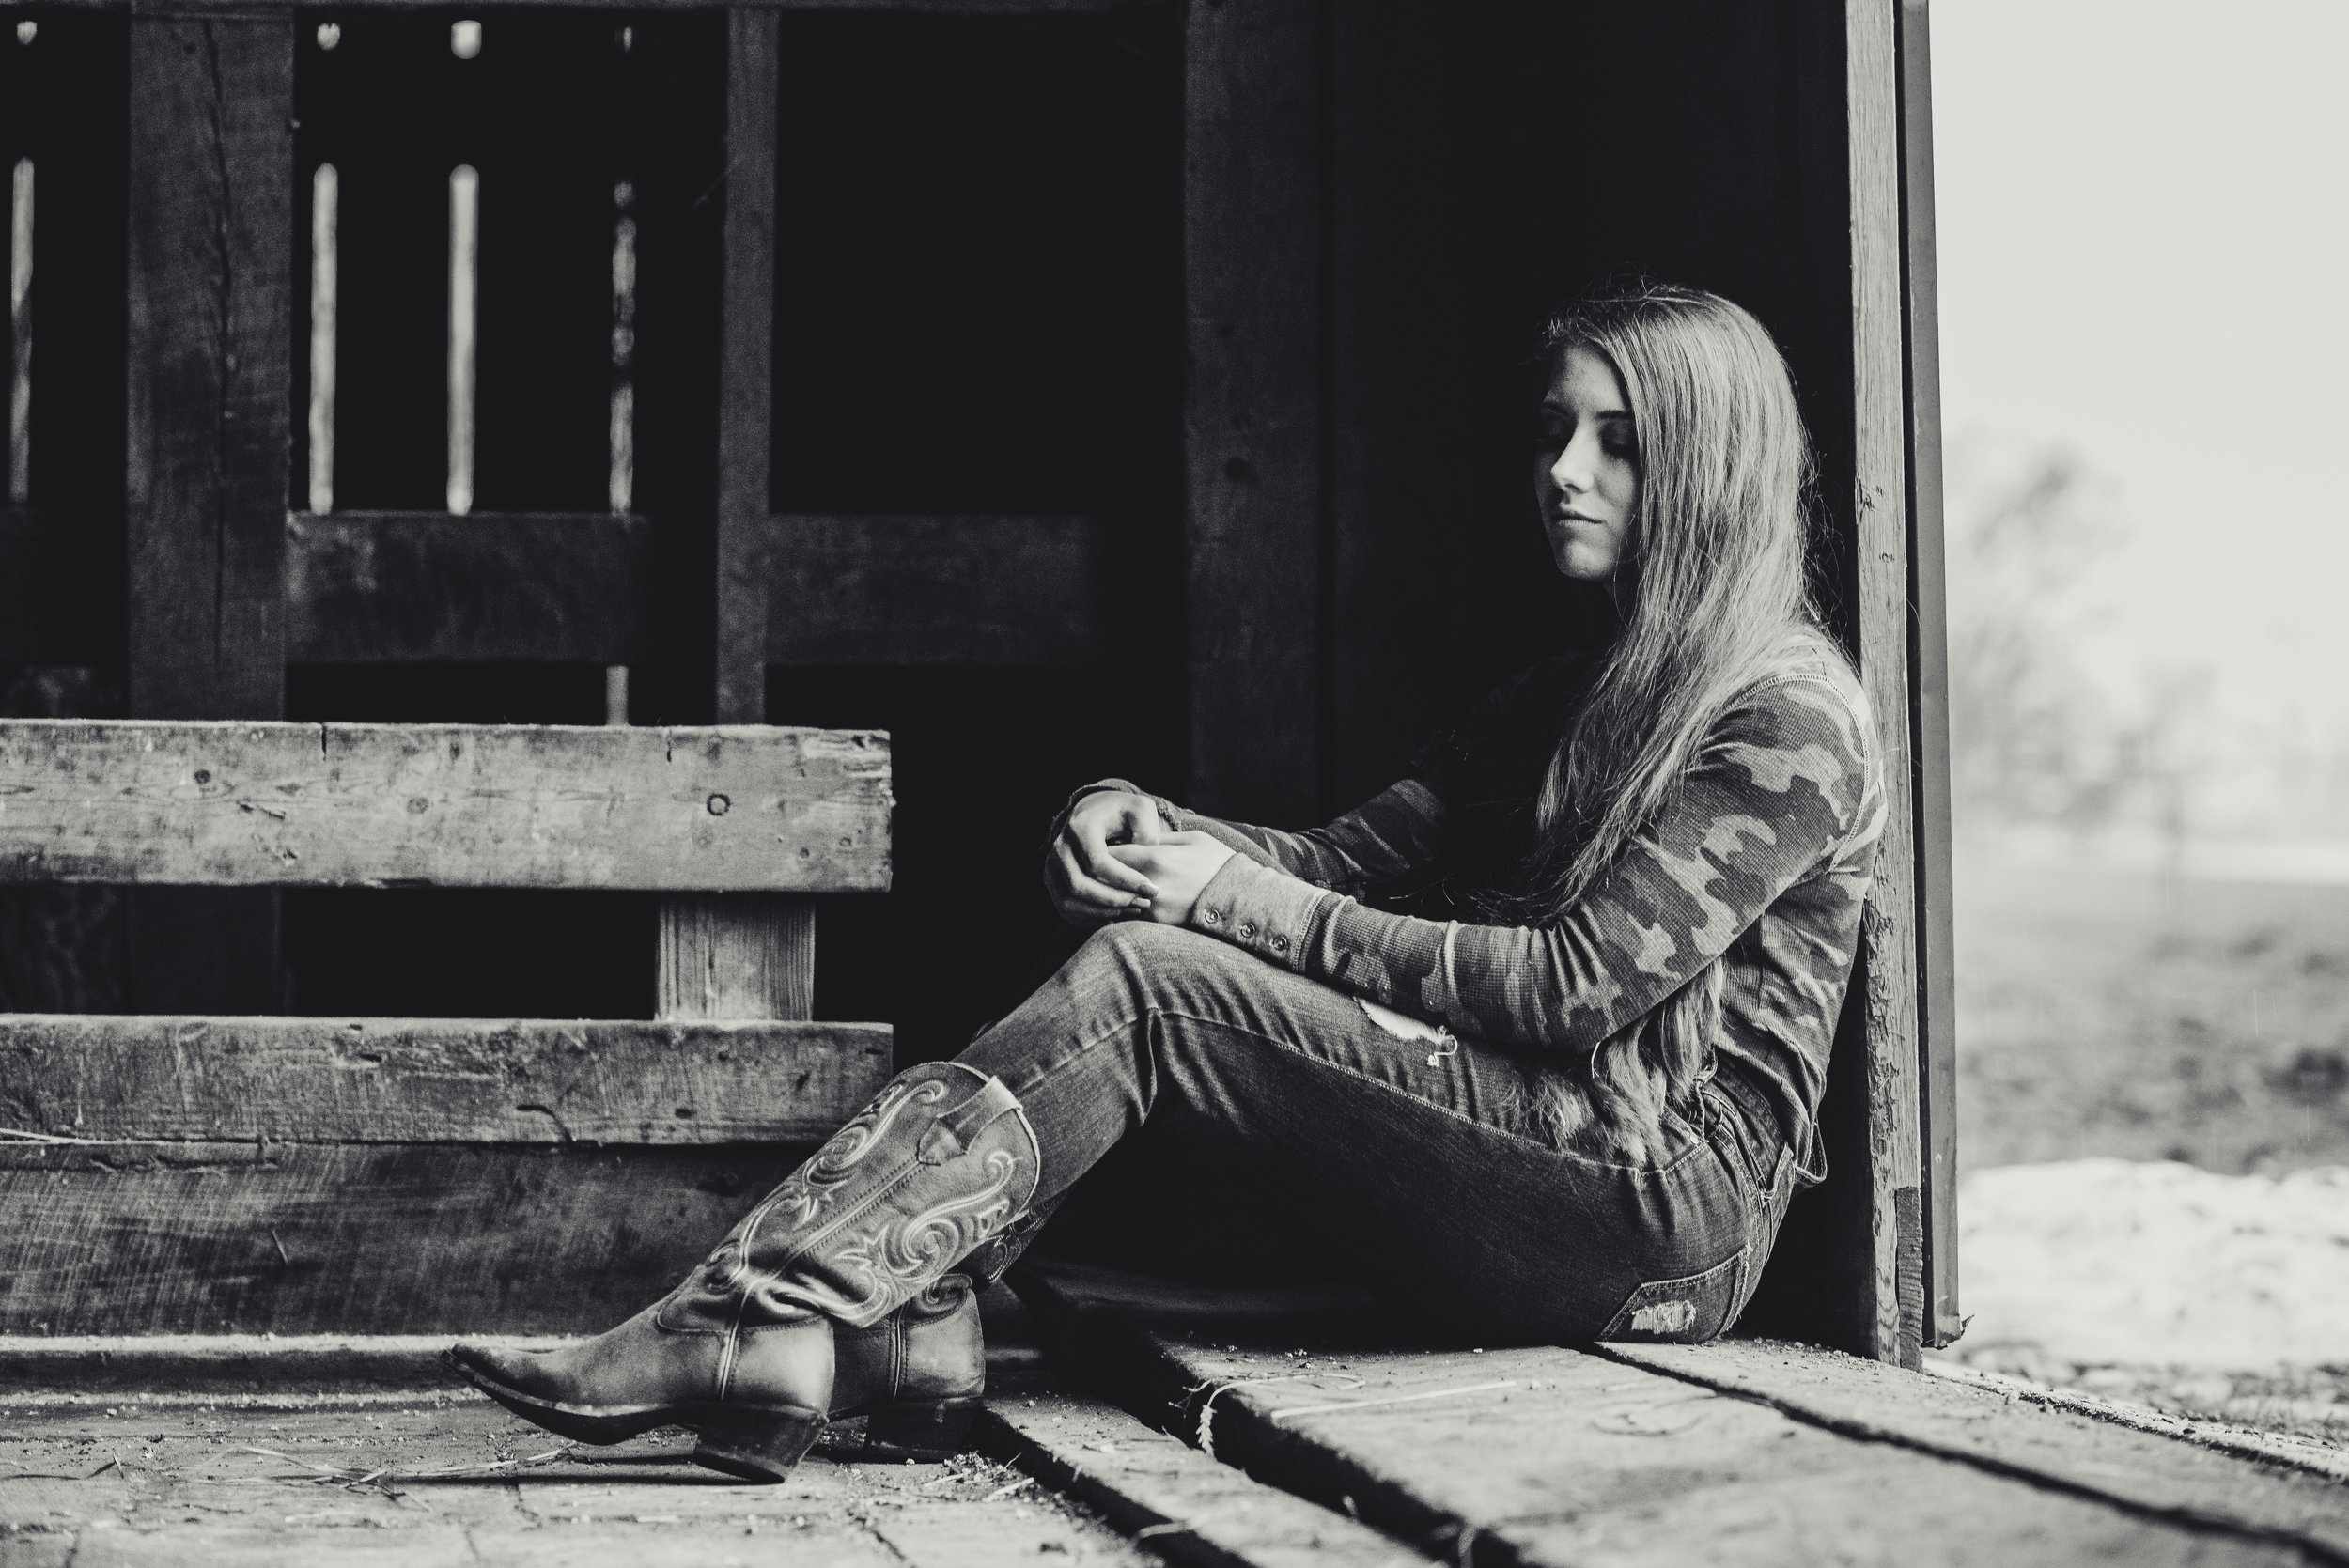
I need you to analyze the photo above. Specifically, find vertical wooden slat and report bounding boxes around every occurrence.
[1182,0,1323,822]
[1845,0,1925,1371]
[714,5,776,729]
[656,894,816,1021]
[125,9,294,1013]
[661,8,811,1024]
[1896,0,1960,1352]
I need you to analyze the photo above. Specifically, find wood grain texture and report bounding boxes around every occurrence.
[285,511,657,665]
[0,720,893,892]
[1012,1264,2301,1568]
[124,13,294,1017]
[0,1014,889,1143]
[1614,1341,2349,1562]
[1183,0,1322,822]
[979,1387,1430,1568]
[1897,0,1962,1352]
[0,1141,810,1334]
[124,12,291,722]
[657,894,816,1020]
[763,513,1111,668]
[1844,0,1925,1372]
[714,7,779,728]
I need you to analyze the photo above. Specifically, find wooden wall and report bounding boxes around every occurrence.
[0,0,1952,1360]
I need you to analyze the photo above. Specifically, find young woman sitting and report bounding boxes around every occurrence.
[448,282,1885,1483]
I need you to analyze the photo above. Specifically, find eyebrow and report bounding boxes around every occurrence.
[1541,400,1634,421]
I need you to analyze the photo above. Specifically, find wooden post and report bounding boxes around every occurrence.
[714,5,776,732]
[659,7,811,1025]
[1182,0,1323,822]
[1843,0,1927,1370]
[124,8,294,1013]
[1897,0,1961,1352]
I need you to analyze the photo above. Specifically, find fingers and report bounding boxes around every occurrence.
[1123,800,1165,846]
[1051,834,1155,917]
[1072,816,1159,902]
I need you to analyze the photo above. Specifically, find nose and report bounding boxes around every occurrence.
[1548,436,1592,497]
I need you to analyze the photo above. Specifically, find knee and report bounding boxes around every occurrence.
[1066,920,1219,1001]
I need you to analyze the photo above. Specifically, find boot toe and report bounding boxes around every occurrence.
[445,1341,554,1400]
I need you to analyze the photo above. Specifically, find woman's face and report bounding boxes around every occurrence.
[1533,344,1641,582]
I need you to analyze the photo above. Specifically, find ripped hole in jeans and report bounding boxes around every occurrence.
[1358,998,1459,1064]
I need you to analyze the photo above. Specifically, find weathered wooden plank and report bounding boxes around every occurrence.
[1012,1263,2309,1568]
[763,514,1111,668]
[285,511,656,665]
[125,13,290,722]
[657,895,817,1020]
[0,1141,806,1334]
[0,1014,889,1144]
[125,12,295,1017]
[1896,0,1962,1353]
[1614,1341,2349,1561]
[1183,0,1321,822]
[715,6,779,728]
[1843,0,1926,1372]
[0,720,892,892]
[979,1382,1427,1568]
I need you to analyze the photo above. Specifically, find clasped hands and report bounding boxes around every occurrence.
[1045,790,1235,928]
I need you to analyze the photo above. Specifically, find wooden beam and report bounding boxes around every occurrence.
[1843,0,1925,1372]
[1182,0,1322,822]
[0,720,893,893]
[1897,0,1961,1354]
[763,513,1111,667]
[687,10,819,1026]
[286,512,657,665]
[0,1014,890,1144]
[125,12,291,722]
[715,7,779,728]
[0,1141,810,1335]
[125,10,295,1017]
[657,893,817,1020]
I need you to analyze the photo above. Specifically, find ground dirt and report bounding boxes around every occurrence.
[1955,857,2349,1174]
[0,1395,1153,1567]
[1951,855,2349,1452]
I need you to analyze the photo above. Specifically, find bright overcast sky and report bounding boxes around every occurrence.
[1933,0,2349,737]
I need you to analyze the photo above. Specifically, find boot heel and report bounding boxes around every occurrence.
[861,1397,983,1461]
[692,1406,826,1483]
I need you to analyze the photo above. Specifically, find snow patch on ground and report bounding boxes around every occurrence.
[1960,1158,2349,1368]
[1954,1159,2349,1443]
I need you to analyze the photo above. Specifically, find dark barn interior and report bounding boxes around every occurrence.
[0,0,1952,1365]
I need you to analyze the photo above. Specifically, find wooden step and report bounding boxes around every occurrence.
[1011,1258,2349,1568]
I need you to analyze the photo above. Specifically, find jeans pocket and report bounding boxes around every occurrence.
[1598,1249,1746,1343]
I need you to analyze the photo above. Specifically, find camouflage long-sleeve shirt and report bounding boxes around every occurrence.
[1082,643,1884,1162]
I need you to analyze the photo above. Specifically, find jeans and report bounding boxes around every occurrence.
[956,922,1798,1345]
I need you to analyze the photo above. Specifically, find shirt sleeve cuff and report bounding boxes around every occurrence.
[1188,853,1332,973]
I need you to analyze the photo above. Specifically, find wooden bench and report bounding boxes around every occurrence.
[0,718,893,1336]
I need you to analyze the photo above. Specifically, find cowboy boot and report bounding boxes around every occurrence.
[445,1062,1041,1482]
[828,1198,1063,1459]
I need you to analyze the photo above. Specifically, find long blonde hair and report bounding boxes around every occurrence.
[1517,285,1839,1156]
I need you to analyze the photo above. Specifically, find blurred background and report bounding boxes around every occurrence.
[1935,0,2349,1439]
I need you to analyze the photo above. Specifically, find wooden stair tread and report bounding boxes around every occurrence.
[1011,1258,2345,1567]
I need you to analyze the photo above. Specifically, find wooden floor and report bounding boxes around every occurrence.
[1,1274,2343,1567]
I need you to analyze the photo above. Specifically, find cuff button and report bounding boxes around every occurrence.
[1271,934,1289,952]
[1238,922,1257,939]
[1202,909,1220,924]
